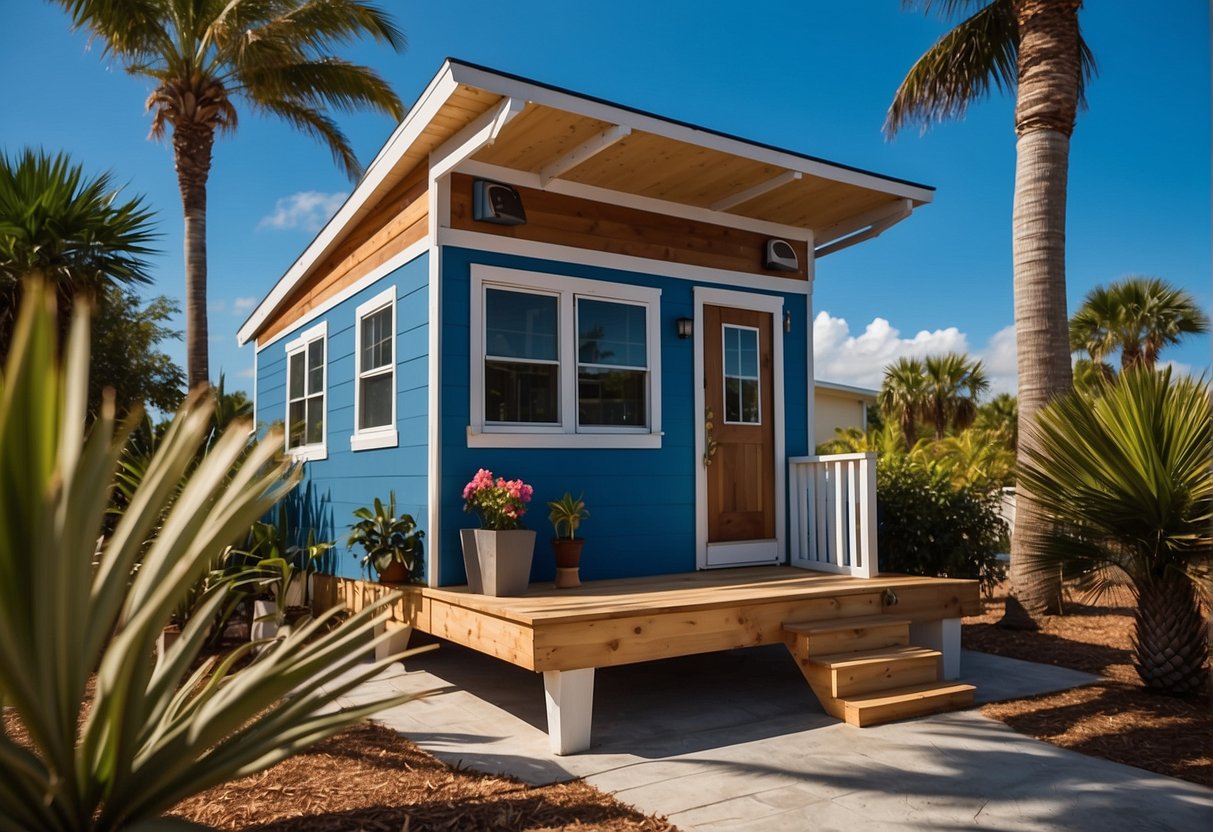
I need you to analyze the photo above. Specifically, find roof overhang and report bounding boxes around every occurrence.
[239,59,934,345]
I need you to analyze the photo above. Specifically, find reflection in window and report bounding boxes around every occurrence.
[358,303,394,431]
[577,299,648,427]
[287,333,325,448]
[484,288,559,423]
[723,325,760,424]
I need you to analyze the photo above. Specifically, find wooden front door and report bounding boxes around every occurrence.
[702,304,778,566]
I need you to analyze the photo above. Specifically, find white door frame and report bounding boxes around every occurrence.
[693,286,786,569]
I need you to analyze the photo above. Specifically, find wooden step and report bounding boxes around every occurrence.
[809,646,942,698]
[842,682,976,728]
[784,615,911,655]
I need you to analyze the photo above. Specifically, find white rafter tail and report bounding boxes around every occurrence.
[710,170,802,212]
[538,124,632,187]
[429,96,527,179]
[814,198,914,258]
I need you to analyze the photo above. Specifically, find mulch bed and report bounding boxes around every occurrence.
[171,721,675,831]
[964,588,1212,788]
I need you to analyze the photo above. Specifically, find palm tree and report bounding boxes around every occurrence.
[878,357,929,450]
[1019,368,1211,694]
[974,392,1018,450]
[0,148,156,357]
[886,0,1096,625]
[1070,276,1209,370]
[55,0,406,390]
[923,352,989,439]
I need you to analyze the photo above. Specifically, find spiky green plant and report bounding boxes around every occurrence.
[0,284,417,830]
[1019,367,1212,694]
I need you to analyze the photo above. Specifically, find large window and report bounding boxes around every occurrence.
[470,265,662,448]
[285,321,327,459]
[352,288,398,451]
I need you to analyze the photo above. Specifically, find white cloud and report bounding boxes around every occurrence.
[236,365,256,379]
[258,191,348,232]
[813,312,1019,396]
[232,296,258,313]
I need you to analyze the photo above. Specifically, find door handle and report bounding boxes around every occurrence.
[703,405,719,468]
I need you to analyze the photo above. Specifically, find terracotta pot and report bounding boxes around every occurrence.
[377,559,411,584]
[551,538,585,588]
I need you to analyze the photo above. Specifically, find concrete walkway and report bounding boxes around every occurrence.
[332,639,1213,831]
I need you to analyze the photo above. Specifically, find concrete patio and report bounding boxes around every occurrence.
[328,637,1213,831]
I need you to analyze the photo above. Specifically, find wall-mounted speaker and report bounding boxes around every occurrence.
[473,179,527,226]
[764,239,799,272]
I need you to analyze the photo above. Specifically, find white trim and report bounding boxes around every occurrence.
[238,64,460,345]
[693,287,786,570]
[539,125,632,187]
[469,264,662,449]
[254,239,428,352]
[711,171,802,212]
[425,172,447,588]
[457,159,814,242]
[445,61,936,203]
[284,320,328,462]
[814,198,913,248]
[440,228,810,296]
[815,200,914,258]
[429,96,525,180]
[351,286,398,452]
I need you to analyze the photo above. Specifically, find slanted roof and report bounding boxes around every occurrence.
[239,59,933,345]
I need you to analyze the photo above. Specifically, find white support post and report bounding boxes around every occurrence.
[543,668,595,755]
[910,618,962,681]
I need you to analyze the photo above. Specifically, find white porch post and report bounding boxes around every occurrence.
[543,668,595,755]
[910,618,962,680]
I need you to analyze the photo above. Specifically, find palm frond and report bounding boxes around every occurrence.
[242,58,403,117]
[254,97,361,179]
[885,0,1017,136]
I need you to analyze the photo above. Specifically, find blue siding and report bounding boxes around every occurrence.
[438,246,809,586]
[255,253,429,580]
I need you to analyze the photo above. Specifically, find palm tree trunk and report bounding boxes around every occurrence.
[1134,573,1208,695]
[1002,0,1081,628]
[173,121,214,391]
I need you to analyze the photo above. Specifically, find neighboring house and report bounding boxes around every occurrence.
[813,380,877,448]
[237,59,934,587]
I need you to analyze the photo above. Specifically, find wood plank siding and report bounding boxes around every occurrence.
[258,161,430,343]
[448,172,809,280]
[314,567,980,673]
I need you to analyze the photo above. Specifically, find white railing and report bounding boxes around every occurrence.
[788,452,878,578]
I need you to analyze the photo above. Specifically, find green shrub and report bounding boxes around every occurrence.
[877,457,1007,596]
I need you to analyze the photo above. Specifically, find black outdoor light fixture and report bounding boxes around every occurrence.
[676,317,694,339]
[473,179,527,225]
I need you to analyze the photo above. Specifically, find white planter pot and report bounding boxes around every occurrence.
[472,529,536,597]
[251,599,280,648]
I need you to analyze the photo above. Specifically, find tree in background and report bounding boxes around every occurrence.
[1019,368,1211,694]
[90,286,186,416]
[923,352,989,440]
[878,357,929,450]
[887,0,1096,626]
[1070,276,1209,371]
[0,147,156,357]
[974,392,1018,450]
[55,0,407,389]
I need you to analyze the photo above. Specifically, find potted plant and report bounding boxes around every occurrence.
[348,492,425,585]
[548,492,589,588]
[461,469,535,596]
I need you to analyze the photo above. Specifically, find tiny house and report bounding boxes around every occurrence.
[238,59,932,586]
[239,60,978,751]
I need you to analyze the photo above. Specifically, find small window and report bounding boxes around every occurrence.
[285,322,327,459]
[577,298,648,427]
[352,288,398,451]
[723,324,760,424]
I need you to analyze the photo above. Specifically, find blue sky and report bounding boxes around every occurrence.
[2,1,1208,395]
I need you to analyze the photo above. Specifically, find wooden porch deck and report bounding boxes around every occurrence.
[316,567,981,752]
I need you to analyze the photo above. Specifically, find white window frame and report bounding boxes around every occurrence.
[469,264,662,449]
[284,320,328,461]
[351,287,399,451]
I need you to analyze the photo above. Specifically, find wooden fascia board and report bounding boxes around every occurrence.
[237,63,460,345]
[446,61,936,205]
[538,124,632,187]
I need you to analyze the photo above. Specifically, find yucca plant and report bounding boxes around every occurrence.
[1019,367,1212,694]
[0,284,418,830]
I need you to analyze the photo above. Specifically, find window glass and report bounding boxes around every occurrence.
[577,299,646,368]
[359,372,393,430]
[287,329,326,450]
[361,306,392,371]
[723,325,760,424]
[485,289,557,361]
[307,340,324,394]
